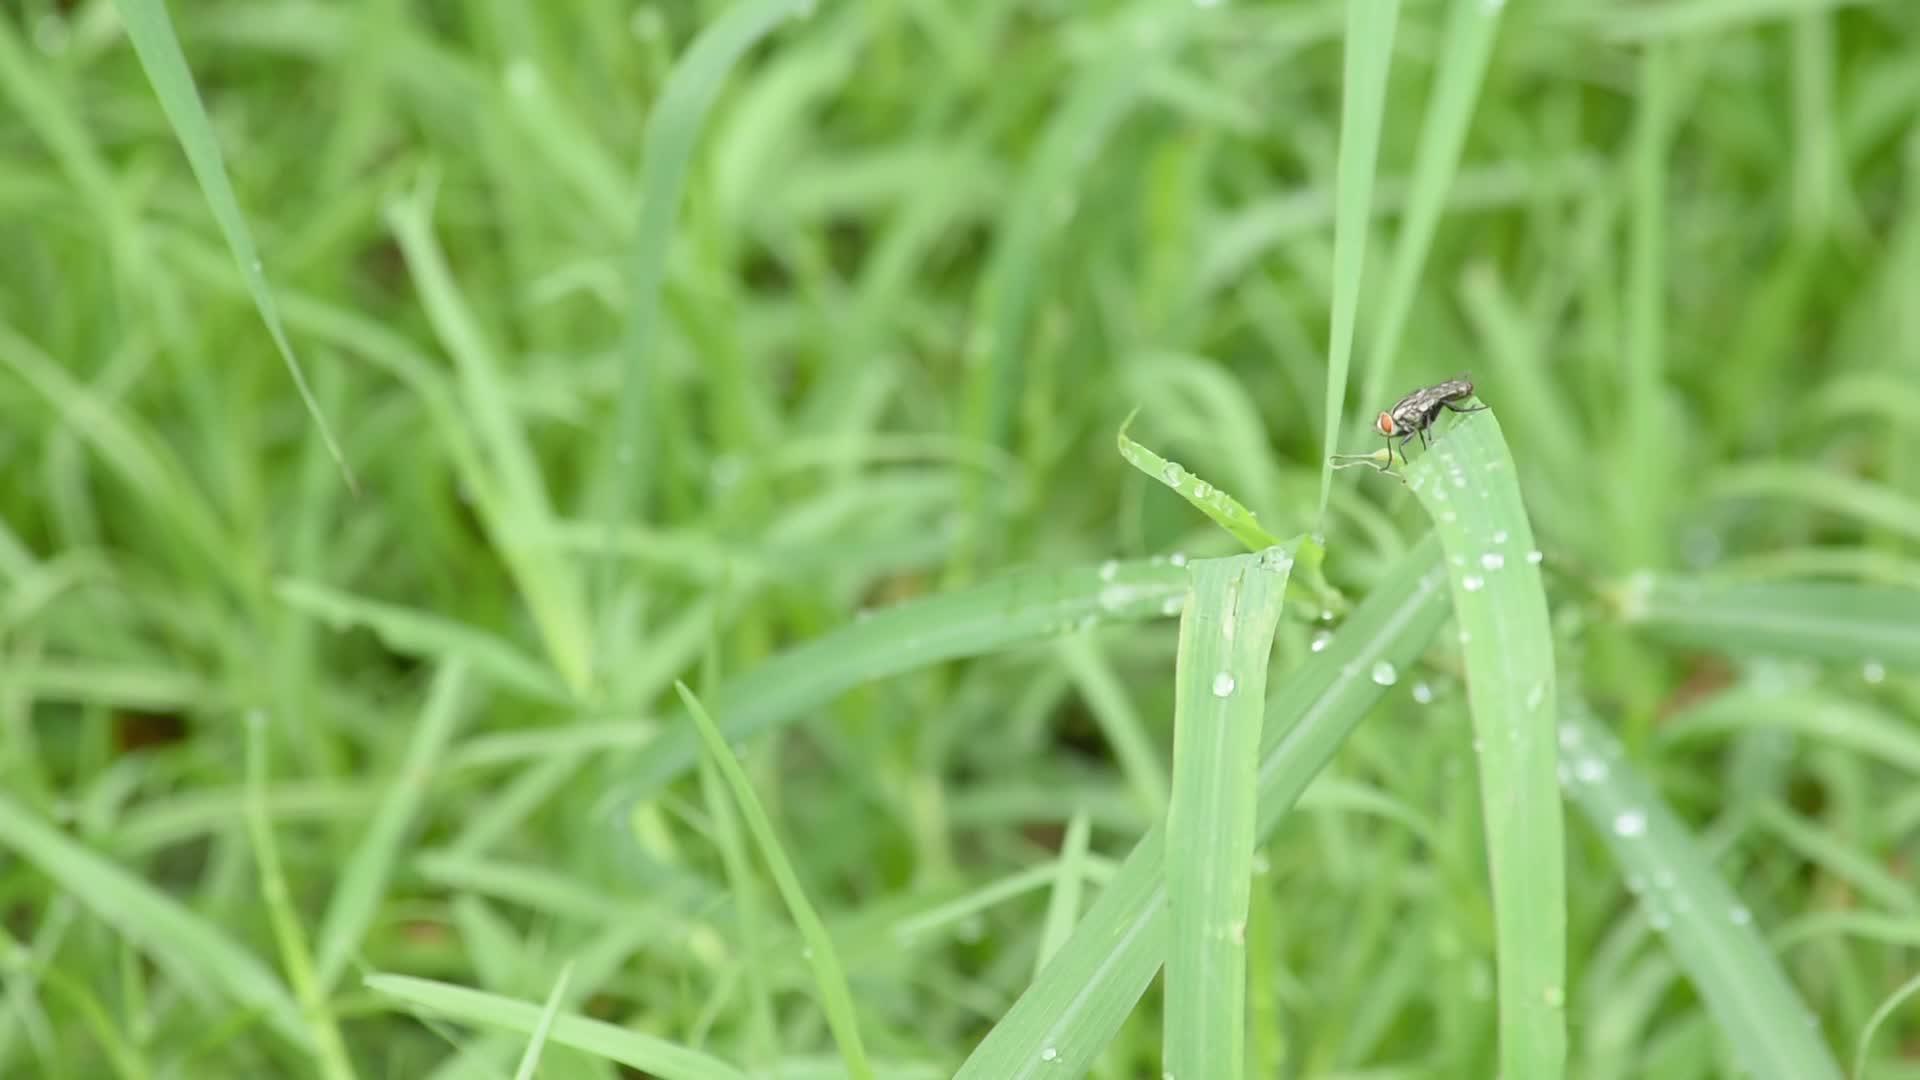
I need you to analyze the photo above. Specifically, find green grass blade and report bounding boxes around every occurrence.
[1615,576,1920,671]
[677,683,873,1080]
[1034,810,1093,978]
[367,974,747,1080]
[955,537,1447,1079]
[314,662,470,991]
[243,714,356,1080]
[1356,0,1504,433]
[1660,690,1920,775]
[1853,972,1920,1080]
[109,0,354,489]
[622,558,1188,795]
[1402,410,1565,1077]
[276,581,570,703]
[1711,464,1920,544]
[384,190,594,694]
[1164,548,1295,1080]
[1317,0,1401,522]
[0,792,308,1049]
[1118,414,1282,552]
[595,0,810,578]
[511,963,573,1080]
[1558,704,1844,1080]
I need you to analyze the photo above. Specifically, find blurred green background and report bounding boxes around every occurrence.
[3,0,1919,1077]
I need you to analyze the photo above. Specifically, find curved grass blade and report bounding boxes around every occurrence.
[622,558,1188,796]
[1558,704,1844,1080]
[1118,413,1281,551]
[955,537,1448,1079]
[0,792,308,1049]
[1854,972,1920,1080]
[367,974,747,1080]
[1712,464,1920,544]
[1659,690,1920,776]
[1117,417,1335,609]
[1316,0,1401,522]
[1164,548,1295,1080]
[243,714,355,1080]
[276,581,570,703]
[314,662,470,991]
[110,0,354,489]
[596,0,812,575]
[1402,410,1564,1078]
[1614,576,1920,671]
[679,683,873,1080]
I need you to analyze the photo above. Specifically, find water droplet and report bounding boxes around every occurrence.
[1211,672,1236,698]
[1311,631,1333,653]
[1193,482,1212,499]
[1458,628,1472,645]
[1251,852,1270,875]
[1492,529,1509,544]
[1481,552,1506,570]
[1040,1046,1059,1062]
[1161,462,1186,486]
[1574,757,1607,784]
[1543,984,1564,1008]
[801,946,814,959]
[1729,905,1752,926]
[1863,660,1886,685]
[1461,575,1485,592]
[1412,681,1434,705]
[1370,661,1397,686]
[1099,560,1119,582]
[1169,552,1188,568]
[1525,682,1546,710]
[1161,595,1185,616]
[1440,509,1457,524]
[1228,919,1246,944]
[1613,809,1648,838]
[1319,609,1335,622]
[1099,585,1141,612]
[1526,549,1544,565]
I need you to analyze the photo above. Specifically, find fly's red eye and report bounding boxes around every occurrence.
[1376,412,1396,435]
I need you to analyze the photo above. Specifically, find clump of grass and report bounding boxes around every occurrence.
[3,0,1918,1076]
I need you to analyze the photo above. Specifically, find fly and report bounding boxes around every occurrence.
[1375,376,1485,468]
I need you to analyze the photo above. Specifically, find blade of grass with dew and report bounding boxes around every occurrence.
[511,963,572,1080]
[955,537,1448,1079]
[1316,0,1401,523]
[1612,576,1920,671]
[1355,0,1504,432]
[1401,410,1564,1078]
[1118,417,1337,612]
[1118,412,1281,551]
[384,188,594,695]
[1164,548,1294,1080]
[677,683,873,1080]
[243,713,355,1080]
[621,557,1188,795]
[1557,703,1844,1080]
[275,581,570,703]
[109,0,354,488]
[0,792,308,1049]
[594,0,812,599]
[313,661,470,992]
[367,974,747,1080]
